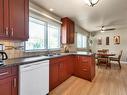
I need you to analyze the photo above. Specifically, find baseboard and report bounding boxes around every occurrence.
[120,61,127,64]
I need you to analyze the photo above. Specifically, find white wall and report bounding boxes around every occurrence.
[91,28,127,62]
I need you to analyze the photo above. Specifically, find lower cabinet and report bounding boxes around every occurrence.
[0,55,95,94]
[50,55,95,91]
[0,66,18,95]
[0,77,12,95]
[49,55,74,91]
[74,55,95,81]
[49,60,60,91]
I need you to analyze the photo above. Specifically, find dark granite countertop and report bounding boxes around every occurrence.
[0,52,95,68]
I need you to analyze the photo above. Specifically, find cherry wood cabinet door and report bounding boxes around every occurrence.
[61,17,75,44]
[74,56,91,80]
[0,77,12,95]
[12,76,18,95]
[59,61,68,83]
[67,56,74,77]
[0,0,5,37]
[68,21,74,44]
[49,61,60,91]
[9,0,29,40]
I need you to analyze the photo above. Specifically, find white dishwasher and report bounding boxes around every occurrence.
[19,60,49,95]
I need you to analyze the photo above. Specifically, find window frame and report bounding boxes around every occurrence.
[47,24,61,50]
[76,33,87,49]
[25,17,61,52]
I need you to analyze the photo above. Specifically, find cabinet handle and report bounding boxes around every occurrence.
[0,72,9,76]
[13,78,17,88]
[82,69,87,71]
[5,27,9,36]
[11,28,14,36]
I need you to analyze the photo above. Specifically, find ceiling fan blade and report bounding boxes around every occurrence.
[104,28,116,31]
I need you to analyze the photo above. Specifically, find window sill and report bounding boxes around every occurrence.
[24,48,61,53]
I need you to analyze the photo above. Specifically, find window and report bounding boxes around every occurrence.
[77,33,87,48]
[48,24,60,49]
[25,17,60,51]
[25,17,46,50]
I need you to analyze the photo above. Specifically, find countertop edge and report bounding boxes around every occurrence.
[0,52,95,68]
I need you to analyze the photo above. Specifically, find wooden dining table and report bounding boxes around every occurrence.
[96,53,116,68]
[97,53,115,57]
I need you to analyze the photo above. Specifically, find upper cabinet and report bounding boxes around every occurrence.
[61,17,75,44]
[0,0,29,41]
[0,0,6,38]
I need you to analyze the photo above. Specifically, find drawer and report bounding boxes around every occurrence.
[77,69,90,80]
[0,67,12,79]
[79,56,91,62]
[50,58,62,63]
[11,66,18,75]
[50,56,68,63]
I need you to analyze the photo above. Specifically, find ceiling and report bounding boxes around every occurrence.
[30,0,127,32]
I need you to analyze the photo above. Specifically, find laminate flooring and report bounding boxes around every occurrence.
[49,63,127,95]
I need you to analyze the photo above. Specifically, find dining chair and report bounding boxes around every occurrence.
[96,52,109,68]
[97,49,109,68]
[109,50,123,69]
[97,56,109,68]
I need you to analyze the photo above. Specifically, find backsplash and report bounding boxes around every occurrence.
[0,40,77,59]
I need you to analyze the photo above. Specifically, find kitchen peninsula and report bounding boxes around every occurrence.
[0,52,95,94]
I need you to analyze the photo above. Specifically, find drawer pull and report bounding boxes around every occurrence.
[82,69,87,71]
[5,27,9,36]
[0,72,9,76]
[13,78,17,88]
[11,28,14,36]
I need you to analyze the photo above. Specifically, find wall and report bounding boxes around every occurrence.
[91,28,127,62]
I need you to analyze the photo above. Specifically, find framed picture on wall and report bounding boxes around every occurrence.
[106,37,109,45]
[98,37,102,45]
[113,36,120,44]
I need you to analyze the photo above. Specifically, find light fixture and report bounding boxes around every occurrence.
[49,8,54,11]
[84,0,99,7]
[101,30,105,33]
[101,26,105,33]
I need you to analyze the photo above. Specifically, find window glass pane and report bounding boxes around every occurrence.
[25,17,46,50]
[48,24,60,49]
[83,36,87,48]
[77,33,87,48]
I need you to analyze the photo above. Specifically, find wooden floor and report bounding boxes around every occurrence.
[49,63,127,95]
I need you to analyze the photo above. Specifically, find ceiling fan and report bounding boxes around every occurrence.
[94,26,116,32]
[101,26,116,32]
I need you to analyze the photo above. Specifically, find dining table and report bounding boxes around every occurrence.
[96,53,116,68]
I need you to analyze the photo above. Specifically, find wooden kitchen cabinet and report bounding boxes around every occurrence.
[0,0,4,37]
[61,17,75,44]
[66,56,74,78]
[0,66,18,95]
[59,60,68,83]
[74,55,95,81]
[0,0,29,40]
[0,77,12,95]
[49,59,60,91]
[49,56,74,91]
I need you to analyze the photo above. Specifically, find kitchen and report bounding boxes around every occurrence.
[0,0,127,95]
